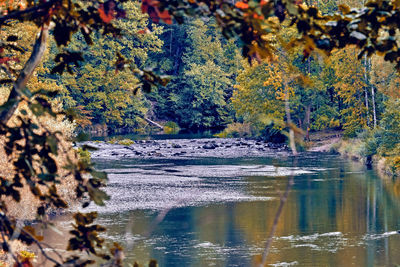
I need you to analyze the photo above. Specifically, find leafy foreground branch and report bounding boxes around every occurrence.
[0,0,167,265]
[0,87,124,265]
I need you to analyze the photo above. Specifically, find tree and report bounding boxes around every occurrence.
[145,0,400,70]
[149,19,242,131]
[328,48,369,136]
[52,1,164,132]
[231,59,286,136]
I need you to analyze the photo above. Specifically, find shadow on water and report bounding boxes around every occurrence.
[39,153,400,266]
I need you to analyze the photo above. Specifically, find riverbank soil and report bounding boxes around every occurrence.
[306,130,343,152]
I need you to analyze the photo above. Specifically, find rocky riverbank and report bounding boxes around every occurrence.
[306,130,343,153]
[84,138,290,160]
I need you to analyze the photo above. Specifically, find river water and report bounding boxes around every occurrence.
[43,151,400,266]
[67,151,399,267]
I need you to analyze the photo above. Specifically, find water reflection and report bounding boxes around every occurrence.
[40,154,400,266]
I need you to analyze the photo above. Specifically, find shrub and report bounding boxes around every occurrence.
[108,137,119,144]
[259,123,287,143]
[215,122,252,138]
[357,129,382,157]
[164,121,180,134]
[393,156,400,171]
[380,99,400,154]
[77,147,91,166]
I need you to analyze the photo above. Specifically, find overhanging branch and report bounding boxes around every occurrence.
[0,25,49,125]
[0,0,59,25]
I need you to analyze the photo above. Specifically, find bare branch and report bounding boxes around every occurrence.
[0,1,59,25]
[19,227,64,266]
[0,221,21,266]
[0,24,49,124]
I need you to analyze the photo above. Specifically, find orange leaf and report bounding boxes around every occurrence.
[253,13,264,19]
[157,9,172,24]
[98,4,114,23]
[235,2,249,9]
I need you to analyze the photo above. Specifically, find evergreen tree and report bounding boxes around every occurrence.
[150,19,242,131]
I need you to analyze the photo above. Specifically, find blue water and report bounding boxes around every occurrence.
[81,153,400,266]
[40,152,400,266]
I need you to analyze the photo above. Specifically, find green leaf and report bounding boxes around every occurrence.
[91,170,107,180]
[81,144,99,151]
[46,135,59,155]
[38,173,56,182]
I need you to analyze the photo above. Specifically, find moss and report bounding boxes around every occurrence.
[118,139,135,146]
[107,137,118,144]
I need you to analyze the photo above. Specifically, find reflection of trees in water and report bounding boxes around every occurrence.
[38,157,400,266]
[234,160,400,266]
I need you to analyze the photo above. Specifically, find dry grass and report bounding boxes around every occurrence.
[0,98,79,265]
[215,122,253,138]
[0,103,78,219]
[336,139,366,162]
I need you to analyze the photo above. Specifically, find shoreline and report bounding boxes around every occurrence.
[84,137,290,160]
[83,132,399,178]
[305,131,399,177]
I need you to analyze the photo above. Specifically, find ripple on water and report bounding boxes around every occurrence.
[277,232,347,253]
[79,163,329,213]
[269,261,299,267]
[363,231,399,240]
[279,231,343,242]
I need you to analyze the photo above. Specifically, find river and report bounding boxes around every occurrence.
[42,142,400,266]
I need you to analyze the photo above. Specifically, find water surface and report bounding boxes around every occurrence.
[56,153,400,266]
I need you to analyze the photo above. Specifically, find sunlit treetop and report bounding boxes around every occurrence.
[1,0,127,73]
[141,0,400,69]
[2,0,400,72]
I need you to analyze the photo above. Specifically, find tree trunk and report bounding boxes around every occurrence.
[369,58,377,128]
[303,104,311,141]
[371,85,377,128]
[144,117,164,130]
[283,75,297,155]
[0,25,49,125]
[363,54,369,127]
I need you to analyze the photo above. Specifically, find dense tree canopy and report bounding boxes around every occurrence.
[148,19,241,131]
[50,1,164,132]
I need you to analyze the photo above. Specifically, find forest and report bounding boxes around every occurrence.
[1,0,400,266]
[39,1,400,170]
[15,1,399,167]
